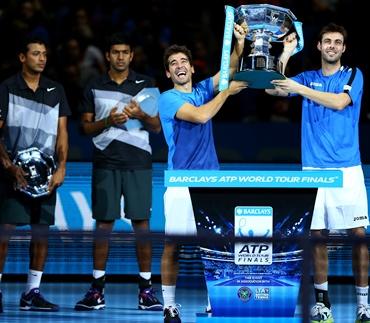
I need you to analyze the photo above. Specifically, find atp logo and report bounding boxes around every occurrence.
[234,206,273,265]
[237,287,252,302]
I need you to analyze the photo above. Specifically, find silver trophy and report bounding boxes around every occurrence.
[233,4,301,89]
[13,147,56,198]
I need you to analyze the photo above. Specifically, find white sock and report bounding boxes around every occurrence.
[162,285,176,308]
[356,286,369,307]
[314,282,328,291]
[26,270,43,293]
[206,294,212,311]
[139,272,151,280]
[93,270,105,279]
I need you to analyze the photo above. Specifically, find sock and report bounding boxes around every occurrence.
[355,286,369,307]
[26,270,43,293]
[314,282,330,309]
[139,272,151,280]
[93,269,105,279]
[162,285,176,308]
[92,270,106,292]
[139,272,152,292]
[0,273,2,292]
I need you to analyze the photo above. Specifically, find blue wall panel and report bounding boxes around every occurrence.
[5,163,370,276]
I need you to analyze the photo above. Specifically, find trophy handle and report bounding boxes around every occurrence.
[292,21,304,55]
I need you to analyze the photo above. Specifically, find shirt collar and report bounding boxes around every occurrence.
[16,72,48,90]
[103,70,137,84]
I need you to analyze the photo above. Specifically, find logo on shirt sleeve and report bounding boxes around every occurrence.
[343,84,352,91]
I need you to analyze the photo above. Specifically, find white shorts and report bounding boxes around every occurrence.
[163,187,197,236]
[306,165,369,230]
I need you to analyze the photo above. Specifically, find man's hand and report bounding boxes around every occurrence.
[228,80,248,95]
[271,78,301,94]
[6,164,28,189]
[282,32,298,56]
[48,167,66,193]
[123,100,146,120]
[123,100,161,132]
[234,21,248,41]
[230,21,248,69]
[108,106,129,126]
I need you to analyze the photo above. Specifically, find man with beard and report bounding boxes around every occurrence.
[267,23,369,323]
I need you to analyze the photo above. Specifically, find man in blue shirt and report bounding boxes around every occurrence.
[267,23,369,323]
[159,22,248,322]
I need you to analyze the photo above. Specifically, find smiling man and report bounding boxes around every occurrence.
[158,22,249,323]
[266,23,370,323]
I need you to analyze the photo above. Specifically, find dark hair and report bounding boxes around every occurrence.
[163,44,193,71]
[318,23,348,44]
[17,35,47,55]
[104,32,134,53]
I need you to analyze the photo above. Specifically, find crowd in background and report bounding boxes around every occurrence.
[0,0,368,123]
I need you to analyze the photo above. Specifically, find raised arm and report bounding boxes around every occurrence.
[176,80,248,124]
[213,22,249,91]
[266,32,297,97]
[229,22,249,76]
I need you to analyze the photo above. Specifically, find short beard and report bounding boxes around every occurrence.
[323,56,340,65]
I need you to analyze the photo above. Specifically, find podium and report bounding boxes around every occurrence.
[165,170,343,322]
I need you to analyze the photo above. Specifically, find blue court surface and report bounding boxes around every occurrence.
[1,229,367,322]
[0,280,361,322]
[0,279,207,323]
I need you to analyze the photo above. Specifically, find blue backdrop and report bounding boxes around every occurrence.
[5,163,370,276]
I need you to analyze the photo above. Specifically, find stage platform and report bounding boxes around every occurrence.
[0,280,360,322]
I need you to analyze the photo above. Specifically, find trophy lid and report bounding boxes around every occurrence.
[235,4,297,42]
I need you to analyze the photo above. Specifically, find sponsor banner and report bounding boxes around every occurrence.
[205,273,301,317]
[254,287,270,300]
[234,206,273,265]
[165,170,343,187]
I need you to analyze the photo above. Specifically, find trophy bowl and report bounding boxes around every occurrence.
[233,4,298,89]
[13,147,56,198]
